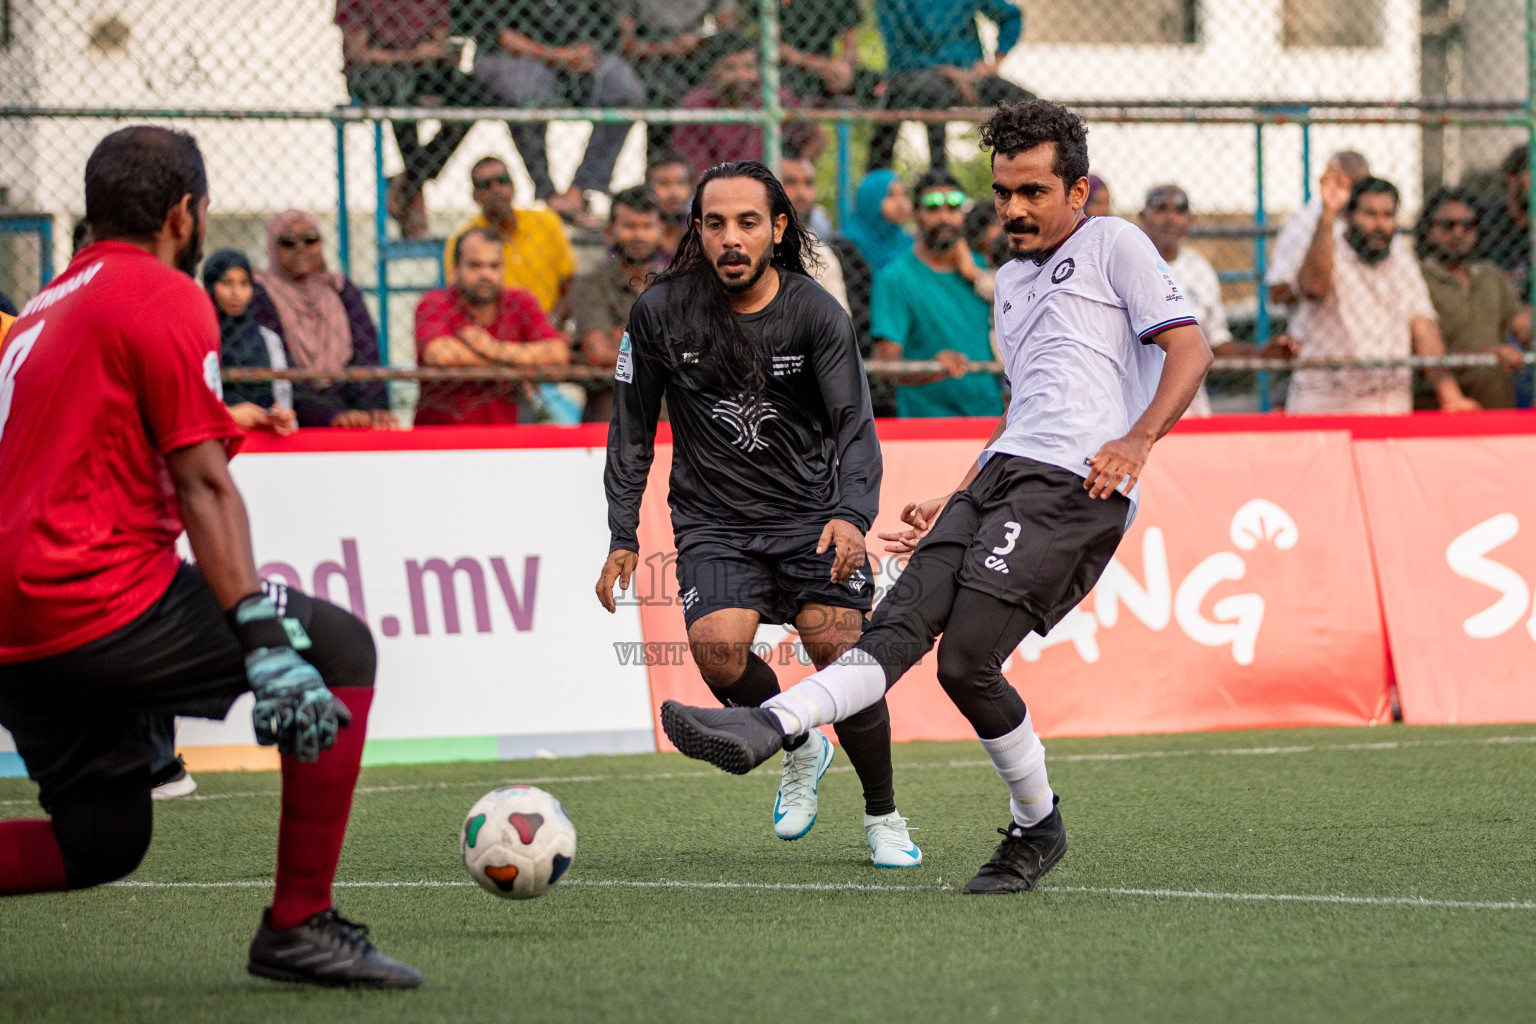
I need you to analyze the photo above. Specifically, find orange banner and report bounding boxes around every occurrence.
[637,431,1391,745]
[1355,435,1536,725]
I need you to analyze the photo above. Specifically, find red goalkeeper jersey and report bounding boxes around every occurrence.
[0,242,243,663]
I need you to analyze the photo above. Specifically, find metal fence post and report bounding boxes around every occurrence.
[1527,0,1536,310]
[372,117,389,365]
[760,0,782,172]
[1254,119,1270,411]
[335,116,350,279]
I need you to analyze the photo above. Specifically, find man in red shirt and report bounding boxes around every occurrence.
[413,226,570,424]
[0,127,420,989]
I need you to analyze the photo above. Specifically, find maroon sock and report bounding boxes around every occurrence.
[270,686,372,930]
[0,819,69,896]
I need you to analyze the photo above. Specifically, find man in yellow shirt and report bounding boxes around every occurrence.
[444,156,576,315]
[0,310,14,342]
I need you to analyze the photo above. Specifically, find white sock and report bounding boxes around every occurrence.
[763,650,886,736]
[977,711,1054,828]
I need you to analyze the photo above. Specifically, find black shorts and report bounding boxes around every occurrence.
[673,528,875,629]
[927,454,1130,634]
[0,564,319,810]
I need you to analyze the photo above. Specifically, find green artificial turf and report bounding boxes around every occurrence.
[2,724,1534,1023]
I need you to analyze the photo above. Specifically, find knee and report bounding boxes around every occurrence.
[53,778,153,890]
[690,640,747,689]
[307,604,377,689]
[935,635,987,703]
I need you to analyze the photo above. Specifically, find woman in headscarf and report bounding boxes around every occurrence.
[250,210,398,428]
[840,170,913,280]
[203,248,296,435]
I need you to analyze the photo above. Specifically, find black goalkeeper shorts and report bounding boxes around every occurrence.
[673,528,875,629]
[0,564,323,810]
[927,453,1130,635]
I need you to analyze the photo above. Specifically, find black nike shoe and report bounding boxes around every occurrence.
[660,701,787,775]
[248,908,423,989]
[963,797,1068,894]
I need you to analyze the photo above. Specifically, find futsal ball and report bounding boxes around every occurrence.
[461,785,576,899]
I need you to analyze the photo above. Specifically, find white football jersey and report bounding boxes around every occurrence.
[986,216,1196,522]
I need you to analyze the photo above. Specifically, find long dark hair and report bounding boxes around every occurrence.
[649,161,821,405]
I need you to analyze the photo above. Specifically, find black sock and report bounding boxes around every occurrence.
[707,653,780,709]
[832,698,897,817]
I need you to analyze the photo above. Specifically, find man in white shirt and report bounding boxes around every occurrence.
[657,100,1213,895]
[1267,151,1371,307]
[1285,174,1478,414]
[1140,184,1299,416]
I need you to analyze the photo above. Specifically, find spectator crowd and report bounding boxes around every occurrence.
[8,2,1529,430]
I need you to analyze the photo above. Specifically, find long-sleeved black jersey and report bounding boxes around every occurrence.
[605,271,881,552]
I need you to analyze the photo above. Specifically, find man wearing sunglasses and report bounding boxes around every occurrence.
[443,156,577,319]
[1416,187,1532,409]
[871,169,1004,418]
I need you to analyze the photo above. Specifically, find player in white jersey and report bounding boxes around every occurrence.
[657,100,1213,893]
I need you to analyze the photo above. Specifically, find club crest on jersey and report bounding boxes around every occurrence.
[1051,258,1075,284]
[710,396,780,452]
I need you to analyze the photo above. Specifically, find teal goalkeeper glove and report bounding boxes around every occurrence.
[232,594,351,762]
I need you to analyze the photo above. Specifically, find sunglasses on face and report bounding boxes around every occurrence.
[920,190,967,209]
[1432,217,1477,231]
[276,234,321,249]
[472,173,513,189]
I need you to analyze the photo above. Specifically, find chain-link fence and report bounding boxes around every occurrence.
[3,0,1534,422]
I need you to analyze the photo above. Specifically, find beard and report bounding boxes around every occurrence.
[714,250,769,294]
[1004,217,1048,261]
[176,206,204,276]
[1346,225,1393,265]
[620,241,659,265]
[922,223,960,252]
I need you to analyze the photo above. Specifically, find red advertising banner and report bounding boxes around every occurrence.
[638,430,1391,745]
[1355,435,1536,725]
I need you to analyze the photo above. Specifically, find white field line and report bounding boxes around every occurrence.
[104,877,1536,911]
[5,733,1535,808]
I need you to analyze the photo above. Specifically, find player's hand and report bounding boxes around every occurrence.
[880,495,950,553]
[1085,431,1153,500]
[247,647,351,762]
[596,549,638,613]
[817,518,867,583]
[1439,392,1482,413]
[935,349,969,378]
[1258,334,1301,359]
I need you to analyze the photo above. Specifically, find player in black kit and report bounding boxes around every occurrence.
[595,161,919,866]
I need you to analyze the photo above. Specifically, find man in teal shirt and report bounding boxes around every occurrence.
[871,169,1004,418]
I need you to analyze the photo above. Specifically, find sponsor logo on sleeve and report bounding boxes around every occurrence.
[614,331,634,383]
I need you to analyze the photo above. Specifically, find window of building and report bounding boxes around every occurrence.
[1017,0,1199,45]
[1282,0,1384,47]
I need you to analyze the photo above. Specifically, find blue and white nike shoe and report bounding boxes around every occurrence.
[773,728,834,840]
[864,812,922,868]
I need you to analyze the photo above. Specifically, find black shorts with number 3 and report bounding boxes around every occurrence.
[673,529,875,629]
[928,454,1130,635]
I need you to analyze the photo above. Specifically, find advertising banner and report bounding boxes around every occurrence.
[639,431,1392,744]
[174,446,656,767]
[1355,435,1536,725]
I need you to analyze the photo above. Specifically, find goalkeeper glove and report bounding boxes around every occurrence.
[231,593,351,762]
